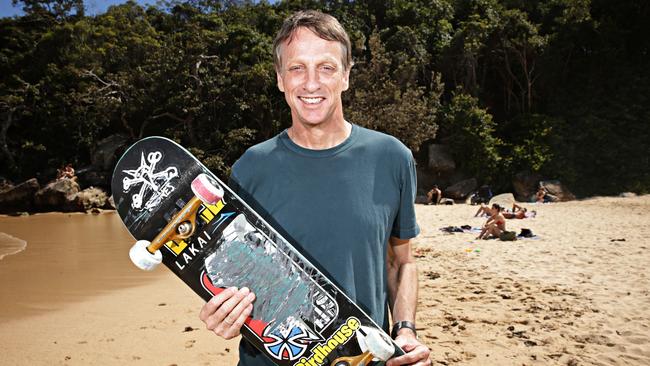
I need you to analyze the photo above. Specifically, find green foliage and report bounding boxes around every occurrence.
[440,91,502,182]
[0,0,648,195]
[345,31,440,152]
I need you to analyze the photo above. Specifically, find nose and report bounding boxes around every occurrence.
[303,67,320,92]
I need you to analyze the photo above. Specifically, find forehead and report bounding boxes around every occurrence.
[279,27,344,65]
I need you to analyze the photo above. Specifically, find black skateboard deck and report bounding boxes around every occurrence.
[111,136,403,366]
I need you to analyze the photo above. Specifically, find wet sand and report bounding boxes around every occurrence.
[1,196,649,365]
[0,212,238,365]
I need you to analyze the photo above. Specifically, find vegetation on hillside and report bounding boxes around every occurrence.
[1,0,648,196]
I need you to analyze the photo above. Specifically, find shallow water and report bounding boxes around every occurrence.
[0,232,27,260]
[0,211,162,321]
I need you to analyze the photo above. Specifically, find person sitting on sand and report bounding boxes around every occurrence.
[477,204,506,239]
[535,187,558,203]
[503,203,536,219]
[56,164,77,182]
[426,185,442,205]
[474,203,492,217]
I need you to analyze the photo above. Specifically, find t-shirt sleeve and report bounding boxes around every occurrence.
[390,151,420,239]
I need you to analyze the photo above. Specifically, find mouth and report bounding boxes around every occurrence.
[298,96,325,105]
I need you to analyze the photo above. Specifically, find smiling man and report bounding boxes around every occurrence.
[199,10,432,366]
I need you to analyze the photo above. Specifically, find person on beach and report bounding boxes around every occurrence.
[477,204,507,239]
[426,185,442,205]
[198,10,431,366]
[535,186,558,203]
[503,203,536,219]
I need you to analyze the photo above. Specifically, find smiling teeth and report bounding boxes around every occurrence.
[301,97,323,104]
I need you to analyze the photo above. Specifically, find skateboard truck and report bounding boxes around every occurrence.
[331,327,395,366]
[129,173,224,271]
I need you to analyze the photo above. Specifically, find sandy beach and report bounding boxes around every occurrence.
[1,195,649,365]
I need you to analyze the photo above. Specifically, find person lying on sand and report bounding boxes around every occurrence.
[503,203,536,219]
[477,204,506,239]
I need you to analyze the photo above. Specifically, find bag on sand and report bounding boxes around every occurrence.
[499,231,517,241]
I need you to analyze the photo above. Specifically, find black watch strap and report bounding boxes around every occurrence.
[391,320,417,339]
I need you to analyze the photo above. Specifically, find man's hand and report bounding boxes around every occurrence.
[199,286,256,339]
[386,331,431,366]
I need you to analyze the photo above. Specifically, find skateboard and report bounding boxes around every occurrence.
[111,136,404,366]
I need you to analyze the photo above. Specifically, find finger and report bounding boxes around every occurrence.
[223,303,254,339]
[199,287,237,321]
[387,345,429,366]
[208,287,251,330]
[222,290,256,327]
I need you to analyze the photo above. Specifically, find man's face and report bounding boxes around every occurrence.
[276,27,350,128]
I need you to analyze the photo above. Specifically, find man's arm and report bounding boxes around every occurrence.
[386,237,431,366]
[386,237,418,328]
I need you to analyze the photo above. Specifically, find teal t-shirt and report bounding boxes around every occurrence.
[229,124,420,366]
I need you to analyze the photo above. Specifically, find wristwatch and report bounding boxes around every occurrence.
[391,320,417,339]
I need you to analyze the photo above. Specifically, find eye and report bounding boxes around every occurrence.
[288,65,304,72]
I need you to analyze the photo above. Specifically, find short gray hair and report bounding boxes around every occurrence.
[273,10,353,72]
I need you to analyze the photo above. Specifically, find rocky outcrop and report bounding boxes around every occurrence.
[489,193,516,207]
[34,178,81,212]
[513,171,543,202]
[0,178,40,213]
[76,134,129,188]
[540,180,576,202]
[91,134,129,171]
[71,187,109,211]
[444,178,477,200]
[427,144,456,172]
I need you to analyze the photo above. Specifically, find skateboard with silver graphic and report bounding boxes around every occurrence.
[111,136,403,366]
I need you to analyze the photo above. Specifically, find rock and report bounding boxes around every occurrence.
[0,178,13,192]
[91,134,129,171]
[34,178,81,212]
[489,193,516,207]
[77,169,111,189]
[104,195,116,210]
[444,178,478,200]
[512,171,543,202]
[427,144,456,172]
[540,180,576,202]
[72,187,109,212]
[0,178,40,213]
[619,192,637,198]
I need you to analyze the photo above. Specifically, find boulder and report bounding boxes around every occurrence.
[489,193,516,207]
[105,195,116,209]
[444,178,477,200]
[91,134,129,171]
[71,187,109,212]
[77,168,111,189]
[619,192,637,198]
[540,180,576,202]
[0,178,40,213]
[513,171,543,202]
[427,144,456,172]
[34,178,81,212]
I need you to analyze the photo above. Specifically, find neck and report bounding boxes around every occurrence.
[287,119,352,150]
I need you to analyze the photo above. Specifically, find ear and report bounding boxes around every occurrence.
[276,70,285,92]
[341,67,351,92]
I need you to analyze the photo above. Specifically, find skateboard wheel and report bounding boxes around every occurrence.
[191,173,224,205]
[358,327,395,361]
[129,240,163,271]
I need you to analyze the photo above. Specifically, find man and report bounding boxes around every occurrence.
[199,10,432,366]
